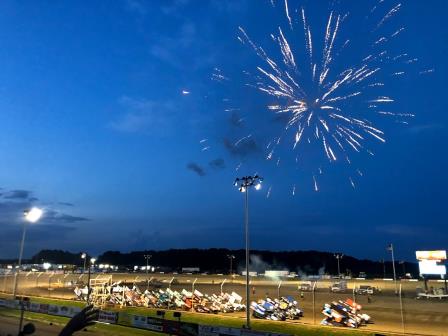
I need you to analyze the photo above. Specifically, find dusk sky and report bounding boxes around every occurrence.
[0,0,446,261]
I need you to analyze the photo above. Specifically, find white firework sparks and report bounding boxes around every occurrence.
[202,0,430,193]
[236,1,420,177]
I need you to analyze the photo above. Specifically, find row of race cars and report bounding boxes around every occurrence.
[74,282,372,328]
[251,297,303,320]
[75,283,246,313]
[321,299,372,328]
[250,297,372,327]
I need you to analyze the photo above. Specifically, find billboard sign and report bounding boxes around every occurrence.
[416,250,446,261]
[418,260,446,276]
[416,250,447,276]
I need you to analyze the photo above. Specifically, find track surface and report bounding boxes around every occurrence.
[2,273,448,335]
[0,315,65,336]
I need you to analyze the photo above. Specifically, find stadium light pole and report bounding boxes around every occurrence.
[227,254,235,275]
[234,174,263,330]
[387,243,398,294]
[13,207,43,297]
[86,257,96,304]
[334,253,343,278]
[81,253,87,273]
[144,254,152,275]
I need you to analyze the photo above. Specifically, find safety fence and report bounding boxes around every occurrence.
[0,298,289,336]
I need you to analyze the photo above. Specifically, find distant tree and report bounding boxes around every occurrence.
[1,248,417,278]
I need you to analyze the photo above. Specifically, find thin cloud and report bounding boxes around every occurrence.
[375,224,428,236]
[0,188,88,225]
[406,123,445,134]
[3,190,33,200]
[58,202,74,207]
[149,22,197,69]
[161,0,190,16]
[44,209,89,223]
[109,96,175,134]
[124,0,147,15]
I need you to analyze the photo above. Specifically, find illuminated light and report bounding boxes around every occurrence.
[7,265,12,269]
[240,186,246,193]
[43,262,51,270]
[182,90,190,95]
[99,264,104,269]
[134,266,138,270]
[58,265,63,269]
[90,258,96,264]
[255,183,262,190]
[416,250,446,261]
[419,260,446,275]
[24,207,43,223]
[81,253,86,259]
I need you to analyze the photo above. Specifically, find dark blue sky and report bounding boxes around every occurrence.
[0,0,446,261]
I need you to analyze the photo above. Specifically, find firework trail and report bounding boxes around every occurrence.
[204,0,430,193]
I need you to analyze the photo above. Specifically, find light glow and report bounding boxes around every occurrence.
[416,250,446,261]
[24,207,43,223]
[419,260,446,276]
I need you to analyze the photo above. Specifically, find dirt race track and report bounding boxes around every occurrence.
[2,273,448,335]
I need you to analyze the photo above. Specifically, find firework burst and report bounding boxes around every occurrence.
[206,0,430,194]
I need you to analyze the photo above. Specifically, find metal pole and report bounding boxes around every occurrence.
[3,274,8,293]
[121,280,125,308]
[337,257,341,277]
[391,244,398,294]
[245,187,250,329]
[168,277,174,310]
[83,258,86,274]
[48,273,54,297]
[221,279,227,294]
[277,281,282,299]
[312,282,316,325]
[399,283,405,334]
[36,272,42,288]
[147,276,153,291]
[191,278,197,312]
[18,300,25,335]
[230,256,233,275]
[13,220,28,297]
[146,257,149,276]
[86,262,91,304]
